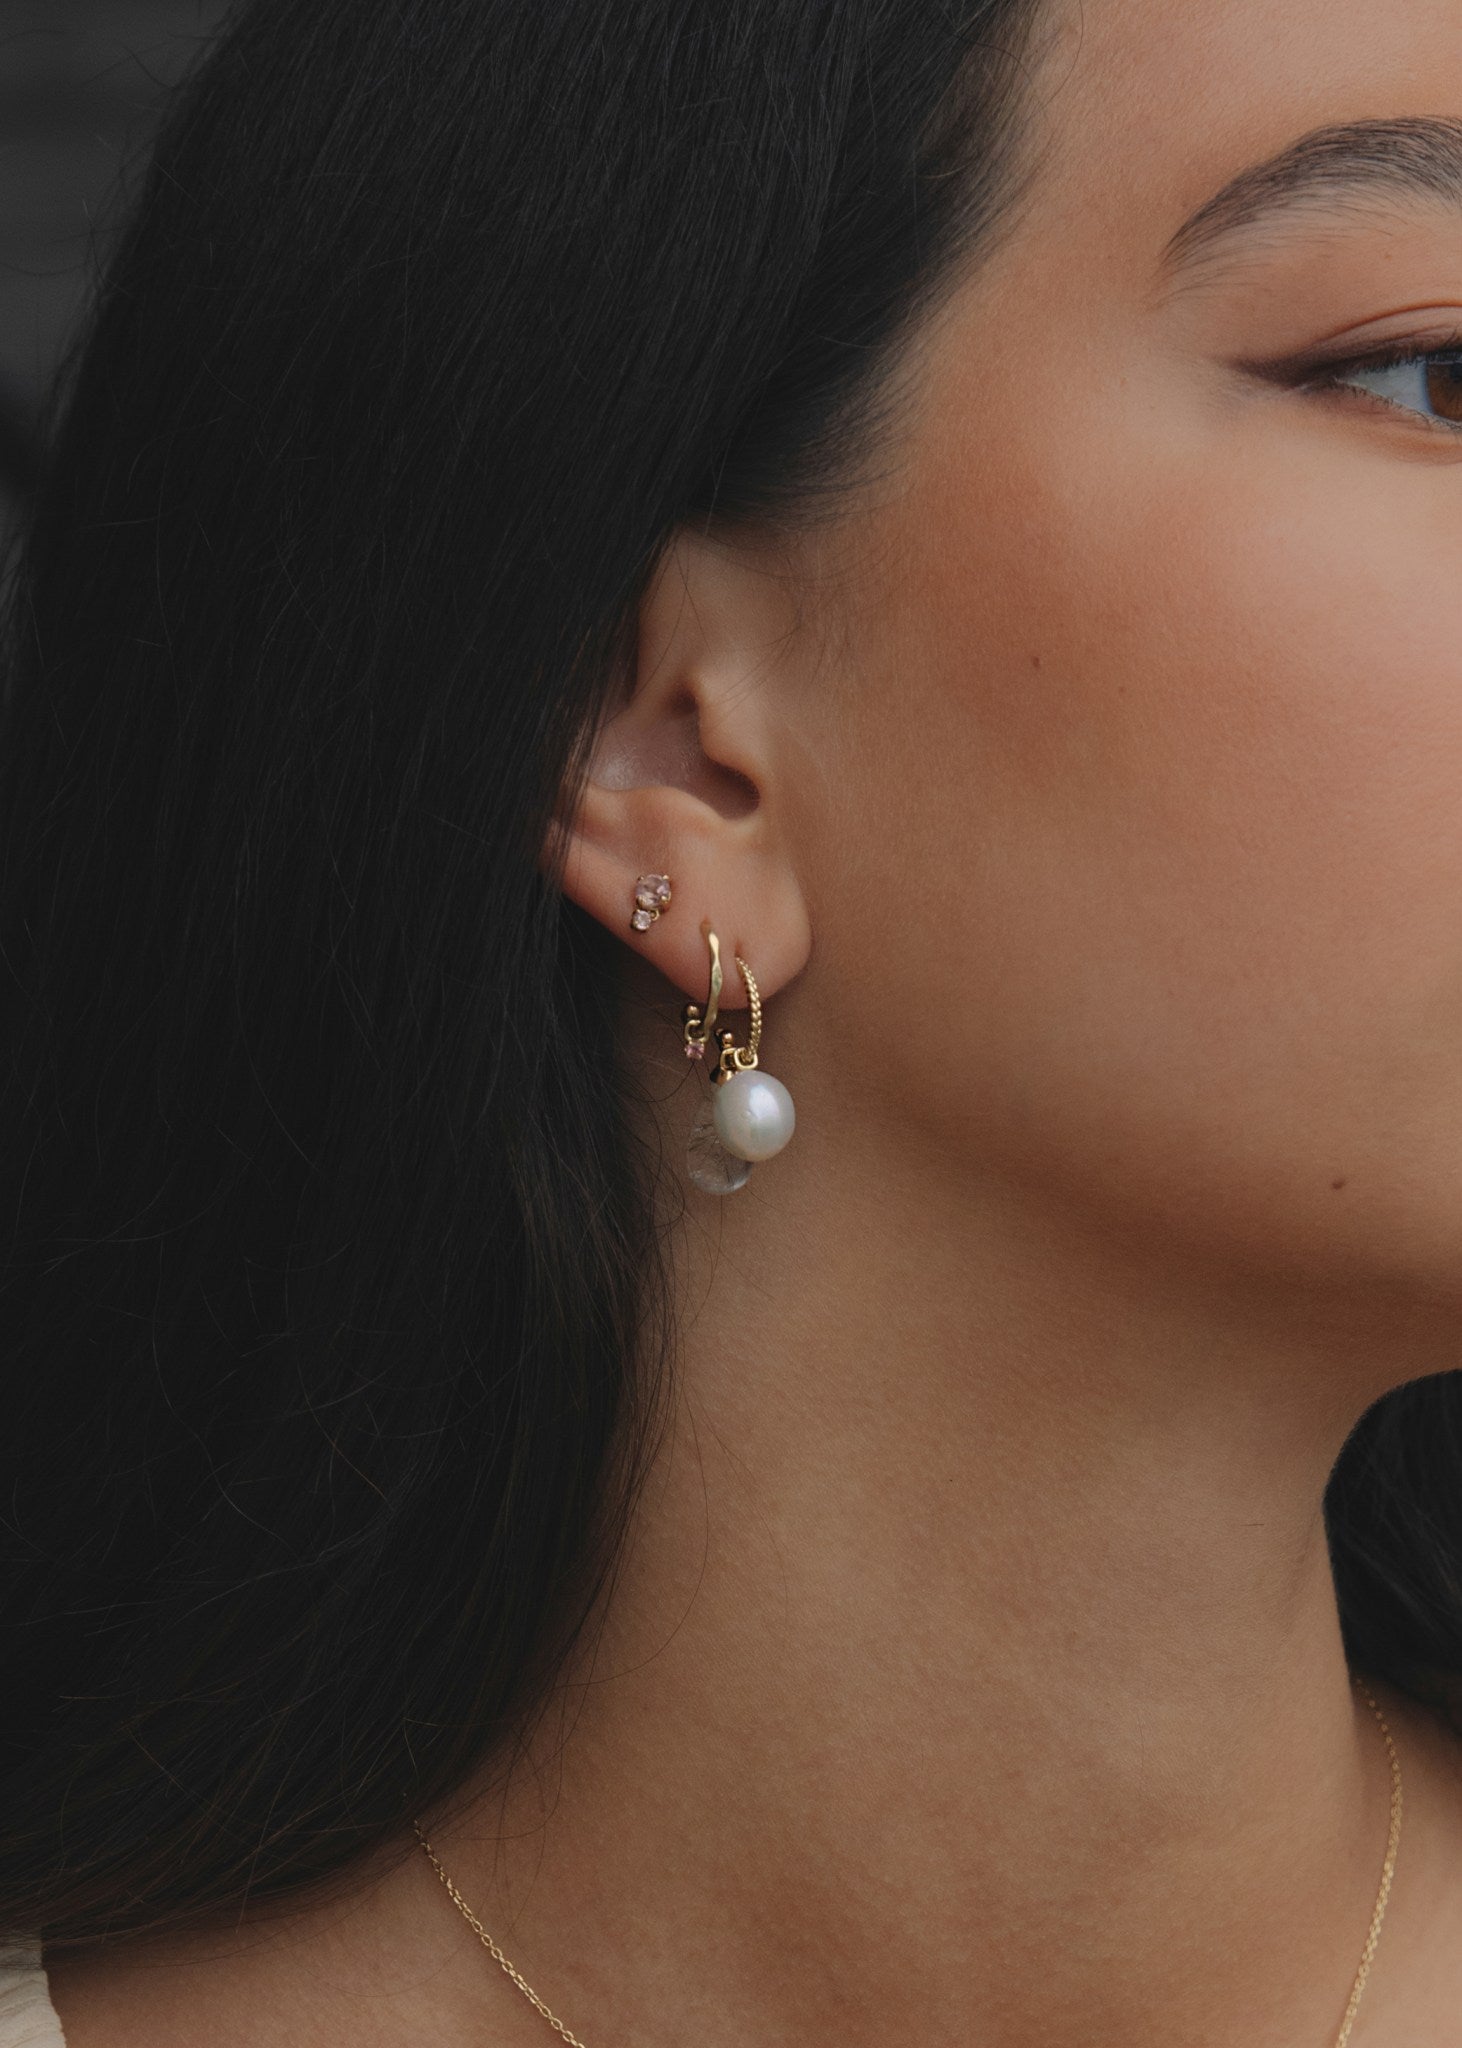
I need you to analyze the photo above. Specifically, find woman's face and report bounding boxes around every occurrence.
[789,0,1462,1304]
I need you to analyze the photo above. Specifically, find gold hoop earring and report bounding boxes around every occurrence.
[681,920,795,1194]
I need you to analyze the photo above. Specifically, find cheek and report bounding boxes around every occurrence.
[829,401,1462,1283]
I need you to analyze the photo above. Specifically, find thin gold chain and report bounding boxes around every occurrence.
[414,1821,591,2047]
[1336,1677,1404,2048]
[415,1674,1402,2048]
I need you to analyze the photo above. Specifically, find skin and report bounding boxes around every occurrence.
[46,0,1462,2041]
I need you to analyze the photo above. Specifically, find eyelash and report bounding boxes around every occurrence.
[1298,330,1462,436]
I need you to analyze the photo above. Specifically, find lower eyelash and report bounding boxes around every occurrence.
[1303,333,1462,434]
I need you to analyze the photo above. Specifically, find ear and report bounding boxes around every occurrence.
[541,527,812,1011]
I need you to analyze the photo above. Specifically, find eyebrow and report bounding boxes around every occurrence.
[1159,116,1462,279]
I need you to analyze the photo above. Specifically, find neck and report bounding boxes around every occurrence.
[413,1000,1462,2047]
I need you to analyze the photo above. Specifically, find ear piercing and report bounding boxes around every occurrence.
[630,873,672,930]
[628,873,795,1193]
[682,919,795,1195]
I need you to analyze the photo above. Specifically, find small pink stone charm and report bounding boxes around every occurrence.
[684,1039,705,1060]
[630,872,673,931]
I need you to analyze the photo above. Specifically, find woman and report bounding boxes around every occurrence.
[4,0,1462,2039]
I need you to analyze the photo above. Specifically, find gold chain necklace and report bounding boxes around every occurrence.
[414,1675,1402,2048]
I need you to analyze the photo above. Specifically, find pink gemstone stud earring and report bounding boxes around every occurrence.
[630,873,672,932]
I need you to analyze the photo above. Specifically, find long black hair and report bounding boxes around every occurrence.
[0,0,1457,1961]
[0,0,1050,1950]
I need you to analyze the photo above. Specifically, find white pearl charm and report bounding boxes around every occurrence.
[712,1067,796,1162]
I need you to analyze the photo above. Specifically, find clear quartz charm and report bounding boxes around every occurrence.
[687,1092,752,1194]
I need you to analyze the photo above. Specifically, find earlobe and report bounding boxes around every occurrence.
[546,779,805,1012]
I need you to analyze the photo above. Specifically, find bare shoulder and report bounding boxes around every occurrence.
[43,1936,278,2048]
[43,1846,499,2048]
[45,1920,336,2048]
[39,1956,140,2048]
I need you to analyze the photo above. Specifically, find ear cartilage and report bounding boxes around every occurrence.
[630,873,673,931]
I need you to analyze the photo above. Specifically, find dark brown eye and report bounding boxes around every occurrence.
[1427,355,1462,423]
[1324,346,1462,430]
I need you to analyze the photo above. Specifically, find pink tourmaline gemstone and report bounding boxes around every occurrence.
[685,1040,705,1059]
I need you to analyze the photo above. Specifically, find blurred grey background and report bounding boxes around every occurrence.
[0,0,230,545]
